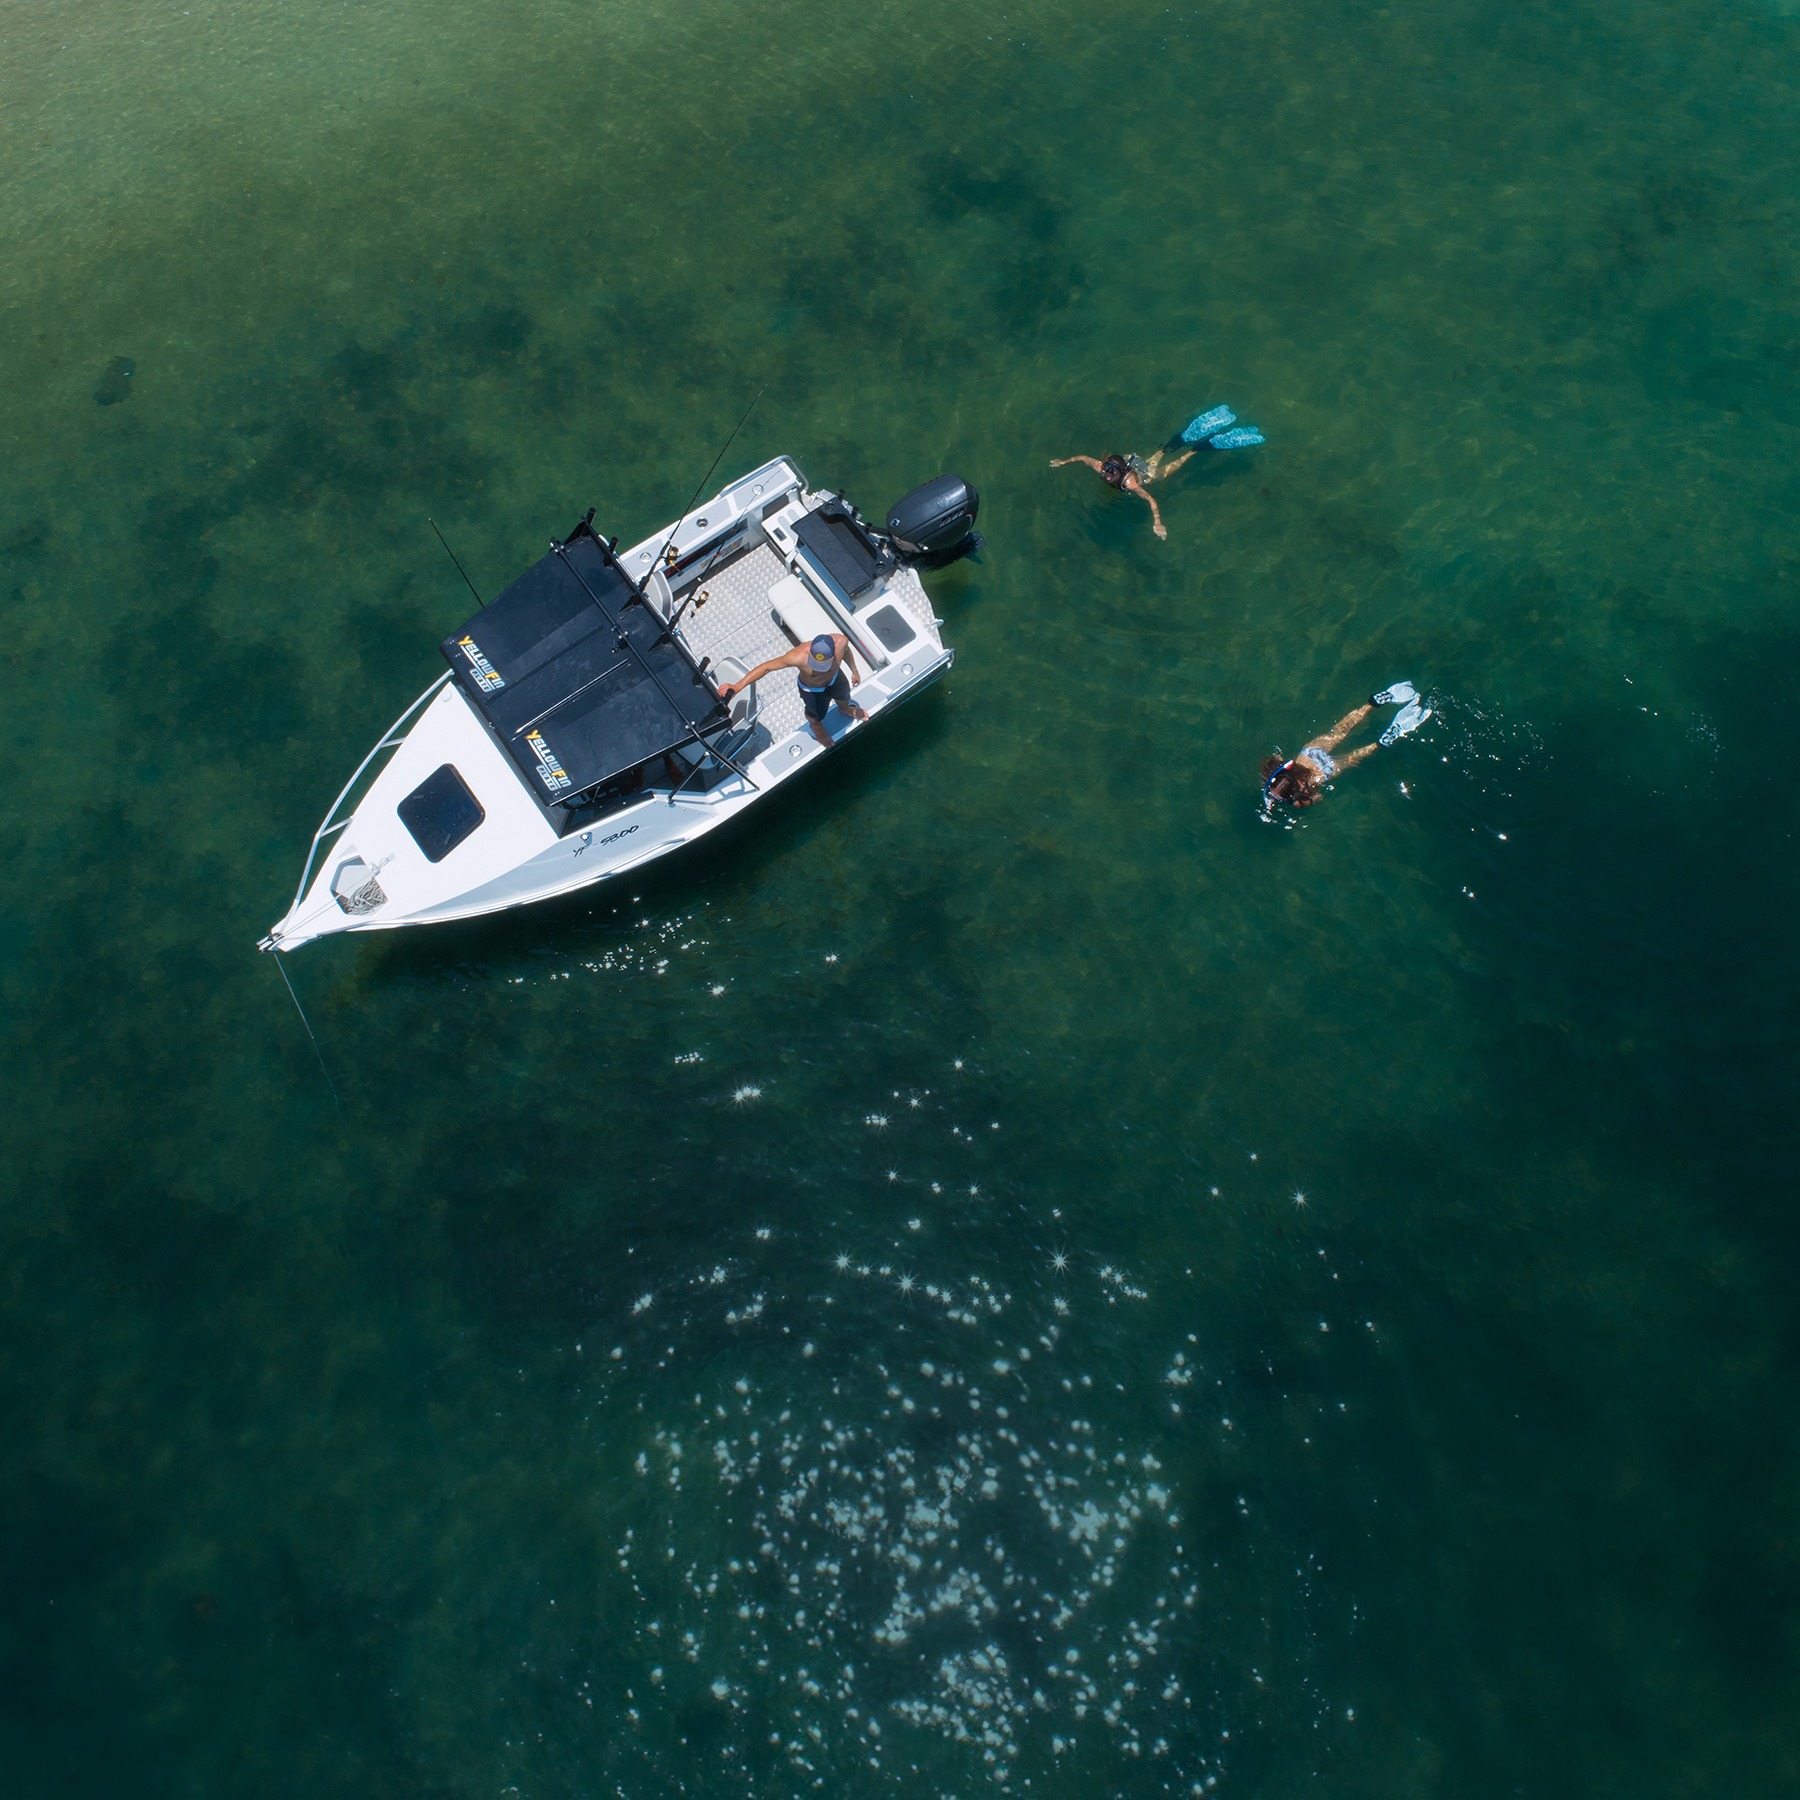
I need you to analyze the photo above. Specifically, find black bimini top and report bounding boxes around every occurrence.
[441,521,726,805]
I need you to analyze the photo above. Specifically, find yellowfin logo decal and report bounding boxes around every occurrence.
[524,729,571,792]
[456,635,505,692]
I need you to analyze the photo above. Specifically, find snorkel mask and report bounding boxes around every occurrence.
[1262,757,1295,810]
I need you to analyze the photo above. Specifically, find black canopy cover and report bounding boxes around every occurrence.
[441,524,726,805]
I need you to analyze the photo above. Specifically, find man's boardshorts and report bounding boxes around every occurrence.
[799,670,852,721]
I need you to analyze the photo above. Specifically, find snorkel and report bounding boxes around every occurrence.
[1261,756,1292,809]
[1262,755,1314,810]
[1100,455,1130,489]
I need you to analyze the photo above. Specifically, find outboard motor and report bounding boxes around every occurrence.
[885,474,982,569]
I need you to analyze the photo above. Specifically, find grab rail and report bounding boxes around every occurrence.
[286,671,452,916]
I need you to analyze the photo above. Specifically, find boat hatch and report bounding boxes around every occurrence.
[397,762,488,862]
[441,522,728,808]
[791,499,894,600]
[860,603,919,655]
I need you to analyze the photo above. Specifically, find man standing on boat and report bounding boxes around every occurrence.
[718,633,867,750]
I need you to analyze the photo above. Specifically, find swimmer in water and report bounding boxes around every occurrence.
[1052,406,1265,541]
[1049,449,1191,540]
[1263,683,1430,808]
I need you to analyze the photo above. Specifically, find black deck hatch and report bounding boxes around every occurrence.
[862,603,916,653]
[792,500,894,600]
[398,763,487,862]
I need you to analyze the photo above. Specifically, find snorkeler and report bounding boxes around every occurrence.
[1262,684,1431,809]
[1051,405,1264,541]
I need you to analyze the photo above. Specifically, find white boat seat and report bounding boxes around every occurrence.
[769,573,886,669]
[710,655,759,733]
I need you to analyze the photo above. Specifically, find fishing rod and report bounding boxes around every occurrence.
[428,517,484,608]
[648,385,766,620]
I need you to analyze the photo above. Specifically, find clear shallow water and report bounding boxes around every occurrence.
[4,0,1800,1793]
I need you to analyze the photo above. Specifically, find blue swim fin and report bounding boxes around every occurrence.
[1207,427,1264,450]
[1181,405,1235,444]
[1379,700,1431,747]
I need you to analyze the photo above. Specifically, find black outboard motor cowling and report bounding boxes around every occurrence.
[886,474,982,568]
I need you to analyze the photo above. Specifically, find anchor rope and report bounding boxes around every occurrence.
[272,952,344,1116]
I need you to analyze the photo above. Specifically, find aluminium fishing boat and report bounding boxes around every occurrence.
[259,456,979,953]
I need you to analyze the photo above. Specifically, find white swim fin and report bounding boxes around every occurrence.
[1372,681,1417,707]
[1380,700,1431,746]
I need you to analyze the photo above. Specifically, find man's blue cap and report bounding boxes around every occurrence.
[808,635,836,663]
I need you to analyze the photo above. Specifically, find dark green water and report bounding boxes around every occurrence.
[6,0,1800,1792]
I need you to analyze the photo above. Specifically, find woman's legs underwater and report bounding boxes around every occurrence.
[1307,703,1374,753]
[1331,741,1381,774]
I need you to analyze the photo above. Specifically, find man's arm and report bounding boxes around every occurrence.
[718,646,802,699]
[1050,455,1103,470]
[840,636,862,686]
[1133,483,1167,540]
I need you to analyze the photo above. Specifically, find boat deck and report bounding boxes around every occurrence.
[672,540,808,743]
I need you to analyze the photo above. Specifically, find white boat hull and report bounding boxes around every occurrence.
[262,457,956,952]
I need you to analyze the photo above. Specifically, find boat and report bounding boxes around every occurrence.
[258,456,979,952]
